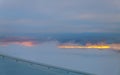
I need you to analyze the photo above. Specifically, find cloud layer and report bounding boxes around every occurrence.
[0,0,120,33]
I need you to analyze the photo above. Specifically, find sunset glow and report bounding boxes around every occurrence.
[16,41,35,47]
[0,40,120,50]
[0,41,36,47]
[58,43,120,51]
[58,45,110,49]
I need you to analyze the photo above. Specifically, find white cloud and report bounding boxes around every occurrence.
[0,42,120,75]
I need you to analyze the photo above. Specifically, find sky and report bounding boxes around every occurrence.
[0,0,120,34]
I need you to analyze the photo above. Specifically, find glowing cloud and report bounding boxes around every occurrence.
[58,43,120,51]
[15,41,35,47]
[0,41,37,47]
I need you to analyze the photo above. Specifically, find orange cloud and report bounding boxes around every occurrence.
[58,43,120,51]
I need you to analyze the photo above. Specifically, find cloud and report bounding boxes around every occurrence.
[0,18,120,33]
[0,0,119,15]
[0,0,119,20]
[0,42,120,75]
[71,13,120,23]
[0,0,120,33]
[0,19,56,26]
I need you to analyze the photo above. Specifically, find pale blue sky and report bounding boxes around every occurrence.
[0,0,120,33]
